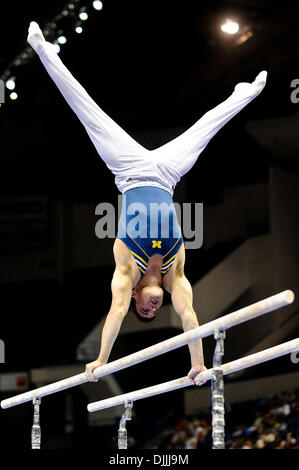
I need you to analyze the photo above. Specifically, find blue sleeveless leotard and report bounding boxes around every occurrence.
[116,186,183,276]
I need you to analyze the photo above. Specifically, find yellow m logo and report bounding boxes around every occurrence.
[152,240,162,248]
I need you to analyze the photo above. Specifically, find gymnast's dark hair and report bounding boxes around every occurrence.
[131,298,156,323]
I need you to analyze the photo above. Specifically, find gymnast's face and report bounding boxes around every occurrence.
[132,285,163,319]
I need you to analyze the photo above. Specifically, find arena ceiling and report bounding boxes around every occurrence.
[0,0,298,196]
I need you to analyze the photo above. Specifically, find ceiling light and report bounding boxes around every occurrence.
[221,19,240,35]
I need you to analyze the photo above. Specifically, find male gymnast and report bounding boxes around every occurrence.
[27,21,267,386]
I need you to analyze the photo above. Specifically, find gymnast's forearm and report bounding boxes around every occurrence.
[180,310,205,368]
[97,310,127,364]
[171,274,205,367]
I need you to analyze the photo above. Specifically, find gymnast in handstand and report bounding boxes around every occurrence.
[27,21,267,386]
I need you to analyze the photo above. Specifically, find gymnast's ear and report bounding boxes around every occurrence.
[132,289,137,299]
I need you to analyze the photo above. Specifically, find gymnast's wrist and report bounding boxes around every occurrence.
[191,360,205,370]
[97,355,107,365]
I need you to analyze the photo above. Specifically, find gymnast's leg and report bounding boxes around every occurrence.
[27,22,148,179]
[153,71,267,184]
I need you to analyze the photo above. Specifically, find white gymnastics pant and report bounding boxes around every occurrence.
[37,42,267,196]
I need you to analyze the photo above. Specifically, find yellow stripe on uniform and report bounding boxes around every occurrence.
[162,253,177,266]
[162,228,182,259]
[161,267,172,274]
[130,249,149,267]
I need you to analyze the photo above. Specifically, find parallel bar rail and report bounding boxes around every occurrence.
[87,338,299,412]
[1,290,294,409]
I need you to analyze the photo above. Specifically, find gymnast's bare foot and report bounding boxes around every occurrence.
[27,21,46,54]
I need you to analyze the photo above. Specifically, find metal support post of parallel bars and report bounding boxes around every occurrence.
[211,329,225,449]
[118,401,133,449]
[31,397,41,450]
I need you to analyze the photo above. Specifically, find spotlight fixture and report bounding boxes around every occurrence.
[6,77,16,91]
[75,26,83,34]
[57,35,67,45]
[93,1,103,11]
[10,92,18,100]
[79,8,88,21]
[221,19,240,35]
